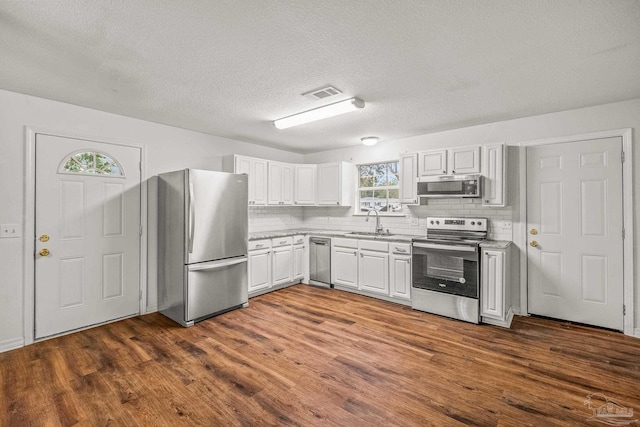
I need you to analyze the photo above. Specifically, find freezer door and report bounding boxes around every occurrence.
[187,169,248,264]
[186,256,248,321]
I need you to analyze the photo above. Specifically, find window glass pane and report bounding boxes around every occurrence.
[388,189,401,212]
[359,165,375,188]
[359,190,374,212]
[61,151,124,176]
[388,162,399,186]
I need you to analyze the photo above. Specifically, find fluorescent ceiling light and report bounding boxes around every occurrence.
[361,136,379,146]
[274,97,365,129]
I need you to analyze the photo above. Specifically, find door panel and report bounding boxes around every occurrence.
[527,137,623,330]
[35,134,141,339]
[187,170,248,264]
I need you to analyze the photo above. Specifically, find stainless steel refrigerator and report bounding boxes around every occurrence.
[157,169,248,327]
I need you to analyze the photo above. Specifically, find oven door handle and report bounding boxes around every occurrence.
[412,242,477,252]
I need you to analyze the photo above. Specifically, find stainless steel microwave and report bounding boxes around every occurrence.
[417,174,482,198]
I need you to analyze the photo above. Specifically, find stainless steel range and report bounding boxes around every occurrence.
[411,217,487,324]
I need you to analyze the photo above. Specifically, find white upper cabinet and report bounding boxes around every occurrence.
[268,161,294,206]
[418,149,448,176]
[482,143,506,207]
[399,153,418,204]
[418,146,480,176]
[317,162,356,206]
[223,154,268,205]
[294,164,317,205]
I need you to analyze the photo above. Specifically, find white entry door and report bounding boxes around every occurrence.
[35,134,141,339]
[527,137,624,330]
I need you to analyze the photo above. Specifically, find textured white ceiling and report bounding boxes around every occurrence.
[1,0,640,154]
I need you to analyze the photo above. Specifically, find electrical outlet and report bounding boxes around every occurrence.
[0,223,21,238]
[410,218,419,226]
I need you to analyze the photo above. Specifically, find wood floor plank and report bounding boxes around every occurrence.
[1,284,639,426]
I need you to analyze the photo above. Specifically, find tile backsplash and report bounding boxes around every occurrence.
[250,199,514,241]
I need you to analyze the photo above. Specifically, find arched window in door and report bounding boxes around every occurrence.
[59,151,125,176]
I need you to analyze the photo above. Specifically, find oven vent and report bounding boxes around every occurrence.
[303,85,343,101]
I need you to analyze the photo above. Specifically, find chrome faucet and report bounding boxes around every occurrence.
[366,209,384,234]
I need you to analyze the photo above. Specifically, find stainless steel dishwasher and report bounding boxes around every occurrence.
[309,237,332,288]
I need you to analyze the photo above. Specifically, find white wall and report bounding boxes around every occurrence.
[304,98,640,332]
[0,89,303,351]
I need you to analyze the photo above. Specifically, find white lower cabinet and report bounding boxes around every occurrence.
[389,243,411,300]
[358,240,389,295]
[249,236,302,297]
[480,245,512,327]
[293,235,305,280]
[331,237,411,302]
[248,239,272,293]
[272,237,293,286]
[331,238,359,289]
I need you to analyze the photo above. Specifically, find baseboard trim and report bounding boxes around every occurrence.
[482,308,514,329]
[145,305,158,314]
[0,337,25,353]
[634,328,640,338]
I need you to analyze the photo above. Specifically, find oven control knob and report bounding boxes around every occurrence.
[477,221,482,226]
[470,221,475,225]
[435,220,440,225]
[430,220,434,225]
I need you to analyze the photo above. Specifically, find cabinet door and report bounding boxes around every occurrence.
[294,164,317,205]
[332,246,358,288]
[252,158,268,205]
[317,163,340,205]
[482,144,505,207]
[390,254,411,299]
[418,149,447,176]
[248,249,271,293]
[272,246,293,286]
[358,250,389,295]
[235,156,254,204]
[399,153,418,204]
[449,146,480,174]
[281,163,294,205]
[293,244,305,279]
[267,161,283,205]
[481,249,505,320]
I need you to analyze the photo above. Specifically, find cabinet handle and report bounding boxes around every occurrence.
[280,240,287,244]
[255,244,264,248]
[336,202,339,205]
[442,170,446,174]
[452,170,455,174]
[353,251,357,256]
[395,247,407,253]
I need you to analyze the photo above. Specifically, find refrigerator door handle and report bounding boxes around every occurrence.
[188,181,195,253]
[188,256,248,272]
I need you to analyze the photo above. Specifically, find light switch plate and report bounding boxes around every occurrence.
[0,223,21,238]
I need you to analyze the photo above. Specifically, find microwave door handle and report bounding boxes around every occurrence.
[413,242,477,252]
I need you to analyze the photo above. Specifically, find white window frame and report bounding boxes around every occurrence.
[354,160,404,217]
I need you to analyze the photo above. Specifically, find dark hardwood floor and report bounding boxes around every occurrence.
[2,284,639,426]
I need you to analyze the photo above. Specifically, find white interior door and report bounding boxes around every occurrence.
[35,134,141,339]
[527,137,624,330]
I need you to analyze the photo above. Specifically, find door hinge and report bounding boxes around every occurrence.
[139,226,143,236]
[139,161,142,171]
[622,227,625,239]
[623,304,626,315]
[621,151,625,163]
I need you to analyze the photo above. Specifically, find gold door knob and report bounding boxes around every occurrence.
[39,248,50,257]
[530,229,538,235]
[529,241,538,248]
[39,234,49,242]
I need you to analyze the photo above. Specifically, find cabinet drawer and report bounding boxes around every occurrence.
[391,243,411,255]
[333,237,358,249]
[359,240,389,252]
[249,239,271,251]
[293,235,305,245]
[272,236,293,248]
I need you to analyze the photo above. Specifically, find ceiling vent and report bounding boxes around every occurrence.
[303,85,342,101]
